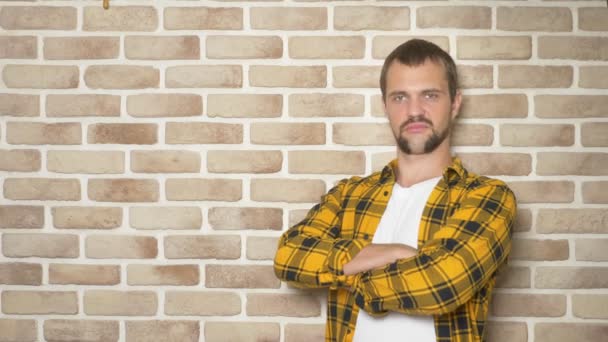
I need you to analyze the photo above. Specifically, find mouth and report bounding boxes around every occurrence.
[402,122,431,134]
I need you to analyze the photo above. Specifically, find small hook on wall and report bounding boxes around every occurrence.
[103,0,110,10]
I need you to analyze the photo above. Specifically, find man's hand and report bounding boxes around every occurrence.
[343,243,417,276]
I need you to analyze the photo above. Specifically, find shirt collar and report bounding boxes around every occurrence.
[380,157,467,184]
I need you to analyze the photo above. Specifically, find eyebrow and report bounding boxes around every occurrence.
[387,88,445,97]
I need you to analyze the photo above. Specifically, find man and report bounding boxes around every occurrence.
[274,39,516,342]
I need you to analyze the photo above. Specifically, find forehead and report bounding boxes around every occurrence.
[385,59,449,90]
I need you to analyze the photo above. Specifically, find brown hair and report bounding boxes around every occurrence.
[380,39,458,102]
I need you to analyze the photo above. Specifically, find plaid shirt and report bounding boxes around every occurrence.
[274,158,516,342]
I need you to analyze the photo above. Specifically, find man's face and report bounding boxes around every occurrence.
[383,60,461,155]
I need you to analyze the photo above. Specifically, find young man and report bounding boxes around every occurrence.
[274,39,516,342]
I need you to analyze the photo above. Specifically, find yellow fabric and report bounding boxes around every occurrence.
[274,158,516,342]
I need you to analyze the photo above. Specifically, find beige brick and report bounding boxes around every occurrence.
[165,7,242,30]
[127,94,201,118]
[164,235,241,259]
[2,291,77,314]
[127,265,199,285]
[126,320,199,342]
[251,7,326,30]
[165,122,243,144]
[88,123,157,145]
[540,36,608,60]
[131,150,200,173]
[0,263,42,285]
[84,6,157,31]
[417,6,490,29]
[537,209,608,234]
[47,94,120,118]
[251,179,325,203]
[508,181,574,204]
[335,6,408,31]
[372,152,394,172]
[495,266,530,289]
[84,290,157,316]
[536,95,608,118]
[536,267,608,289]
[207,94,282,118]
[3,65,78,89]
[457,153,531,176]
[572,294,608,319]
[510,239,569,261]
[48,151,124,174]
[285,324,325,342]
[52,206,122,229]
[537,152,608,176]
[371,95,385,117]
[582,122,608,147]
[0,206,44,229]
[580,66,608,88]
[250,66,326,88]
[247,236,278,260]
[207,150,282,173]
[451,124,493,146]
[0,149,40,172]
[44,320,118,342]
[206,265,280,288]
[125,36,199,60]
[579,7,608,31]
[372,36,449,60]
[289,93,363,117]
[333,66,381,88]
[165,291,240,316]
[501,124,573,147]
[514,208,532,233]
[497,7,572,31]
[333,123,393,146]
[491,294,566,317]
[4,178,80,201]
[130,206,202,230]
[289,209,309,227]
[44,37,119,60]
[0,6,76,30]
[205,322,279,342]
[49,264,120,285]
[0,94,39,117]
[0,36,37,59]
[458,65,493,89]
[486,322,528,342]
[166,179,241,201]
[166,65,242,88]
[457,36,531,60]
[289,36,364,59]
[208,207,282,230]
[247,294,320,317]
[535,323,608,342]
[86,235,158,259]
[88,179,159,202]
[499,65,572,88]
[85,65,159,89]
[460,94,528,118]
[0,319,37,342]
[576,239,608,261]
[7,122,81,145]
[289,151,365,175]
[251,123,325,145]
[583,181,608,204]
[207,36,282,59]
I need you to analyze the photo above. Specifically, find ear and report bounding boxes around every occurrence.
[450,90,462,120]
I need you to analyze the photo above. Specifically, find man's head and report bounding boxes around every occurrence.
[381,39,462,155]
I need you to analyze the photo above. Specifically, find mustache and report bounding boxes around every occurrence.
[399,116,433,131]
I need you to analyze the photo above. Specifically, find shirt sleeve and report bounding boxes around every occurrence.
[354,180,516,315]
[273,179,368,289]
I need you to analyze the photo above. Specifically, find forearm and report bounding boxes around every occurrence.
[343,243,417,276]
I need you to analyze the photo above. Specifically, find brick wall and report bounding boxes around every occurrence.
[0,1,607,341]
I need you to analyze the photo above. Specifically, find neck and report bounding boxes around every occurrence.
[395,142,452,187]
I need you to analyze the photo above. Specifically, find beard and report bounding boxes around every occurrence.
[395,116,451,155]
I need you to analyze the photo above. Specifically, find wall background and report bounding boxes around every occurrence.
[0,0,607,341]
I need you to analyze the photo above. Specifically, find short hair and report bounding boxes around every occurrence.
[380,39,459,102]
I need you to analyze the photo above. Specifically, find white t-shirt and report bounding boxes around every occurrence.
[353,176,441,342]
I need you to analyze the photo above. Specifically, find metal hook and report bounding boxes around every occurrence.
[103,0,109,10]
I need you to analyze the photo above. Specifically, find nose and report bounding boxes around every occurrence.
[407,96,425,117]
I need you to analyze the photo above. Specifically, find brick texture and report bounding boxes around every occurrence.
[0,149,40,171]
[0,94,39,116]
[0,206,44,228]
[126,320,199,342]
[0,36,37,59]
[49,264,120,285]
[86,235,157,259]
[3,65,79,89]
[206,265,280,288]
[247,294,321,317]
[208,207,282,230]
[130,207,202,230]
[0,319,37,342]
[84,6,157,32]
[0,263,42,285]
[164,235,241,259]
[127,264,199,285]
[44,320,119,342]
[205,322,279,342]
[0,6,76,30]
[84,291,157,316]
[44,37,119,60]
[165,291,240,316]
[2,291,77,314]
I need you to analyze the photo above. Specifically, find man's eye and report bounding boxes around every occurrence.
[393,95,405,102]
[425,93,439,99]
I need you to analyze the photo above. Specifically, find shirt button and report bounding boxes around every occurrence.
[363,234,369,240]
[383,191,389,196]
